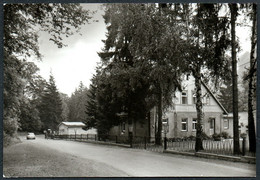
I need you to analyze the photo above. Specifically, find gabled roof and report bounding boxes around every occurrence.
[58,122,86,127]
[201,81,228,115]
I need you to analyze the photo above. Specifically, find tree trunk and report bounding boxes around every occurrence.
[194,69,204,152]
[155,90,162,145]
[248,3,257,153]
[229,3,240,155]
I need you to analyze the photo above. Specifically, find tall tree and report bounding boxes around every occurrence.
[181,4,231,151]
[67,82,88,122]
[3,3,91,139]
[246,3,257,153]
[85,80,98,129]
[19,62,47,133]
[218,80,233,113]
[60,93,70,122]
[229,3,240,155]
[99,4,184,144]
[38,74,63,130]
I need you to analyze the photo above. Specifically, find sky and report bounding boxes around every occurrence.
[35,4,106,96]
[35,3,252,96]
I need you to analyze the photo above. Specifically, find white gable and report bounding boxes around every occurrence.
[172,76,227,114]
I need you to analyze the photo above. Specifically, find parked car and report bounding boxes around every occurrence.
[26,132,36,140]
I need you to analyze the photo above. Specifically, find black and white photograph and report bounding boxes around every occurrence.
[2,2,257,178]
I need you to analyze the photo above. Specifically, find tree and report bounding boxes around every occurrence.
[19,62,47,133]
[245,3,257,153]
[67,82,89,122]
[60,93,70,122]
[218,80,233,113]
[38,74,63,130]
[178,4,231,151]
[218,79,249,113]
[229,3,240,155]
[85,78,98,129]
[99,4,184,144]
[3,3,91,139]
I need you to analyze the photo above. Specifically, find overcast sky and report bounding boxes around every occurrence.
[35,3,252,96]
[35,4,106,96]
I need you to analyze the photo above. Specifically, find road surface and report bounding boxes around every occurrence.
[3,135,256,177]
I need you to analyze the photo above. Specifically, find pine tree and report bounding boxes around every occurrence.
[39,74,63,130]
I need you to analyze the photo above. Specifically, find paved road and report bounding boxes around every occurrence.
[4,135,256,177]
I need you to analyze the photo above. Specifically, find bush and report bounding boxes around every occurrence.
[220,132,229,139]
[188,135,196,141]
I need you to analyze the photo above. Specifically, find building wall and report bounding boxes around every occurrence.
[58,124,95,135]
[109,77,230,139]
[150,77,230,139]
[58,124,68,135]
[222,117,233,137]
[109,118,150,138]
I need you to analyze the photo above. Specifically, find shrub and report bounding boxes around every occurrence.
[188,135,196,141]
[220,132,229,139]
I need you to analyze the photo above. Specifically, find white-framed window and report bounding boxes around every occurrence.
[162,118,169,124]
[181,118,188,131]
[192,118,197,131]
[192,91,197,104]
[223,119,229,129]
[181,91,188,104]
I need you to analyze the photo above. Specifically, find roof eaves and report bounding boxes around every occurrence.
[201,81,229,115]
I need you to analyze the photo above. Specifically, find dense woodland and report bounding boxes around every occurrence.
[3,3,257,153]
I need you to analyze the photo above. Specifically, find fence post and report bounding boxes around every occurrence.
[242,137,246,156]
[87,134,89,140]
[144,137,147,149]
[164,137,167,150]
[116,136,118,143]
[95,134,97,141]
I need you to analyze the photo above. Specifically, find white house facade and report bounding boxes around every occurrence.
[58,122,97,135]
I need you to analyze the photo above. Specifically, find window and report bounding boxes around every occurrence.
[181,118,188,131]
[206,95,210,105]
[181,91,188,104]
[192,118,197,131]
[223,119,229,129]
[162,118,168,125]
[121,122,126,131]
[209,118,215,129]
[192,91,197,104]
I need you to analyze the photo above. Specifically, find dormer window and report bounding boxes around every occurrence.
[181,91,188,104]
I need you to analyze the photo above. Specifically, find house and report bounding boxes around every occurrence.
[58,122,97,135]
[152,77,231,139]
[109,76,232,140]
[228,111,257,136]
